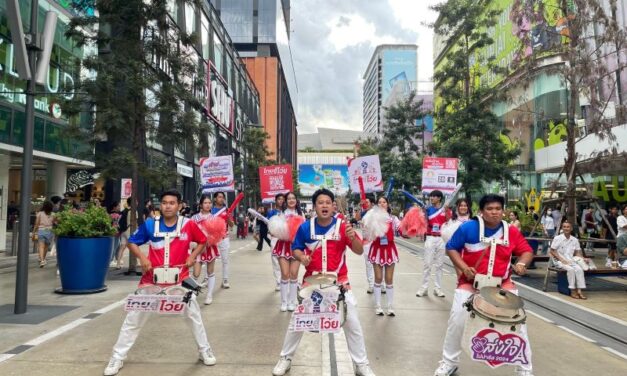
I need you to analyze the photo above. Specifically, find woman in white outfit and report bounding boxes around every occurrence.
[550,220,588,299]
[355,197,376,294]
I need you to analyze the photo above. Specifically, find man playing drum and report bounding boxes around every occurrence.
[272,188,376,376]
[434,194,535,376]
[104,190,216,376]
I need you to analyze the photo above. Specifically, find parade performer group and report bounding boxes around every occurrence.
[272,189,376,376]
[104,190,216,376]
[268,192,306,311]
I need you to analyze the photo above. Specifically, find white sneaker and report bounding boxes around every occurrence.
[109,260,117,267]
[434,288,446,298]
[416,288,428,297]
[386,305,395,317]
[354,363,376,376]
[104,358,123,375]
[199,349,216,366]
[434,361,457,376]
[199,277,209,287]
[366,286,374,294]
[272,356,292,376]
[222,280,230,289]
[515,368,534,376]
[280,302,288,312]
[605,258,612,267]
[375,305,384,316]
[275,283,281,292]
[204,295,213,305]
[287,303,296,312]
[381,285,386,294]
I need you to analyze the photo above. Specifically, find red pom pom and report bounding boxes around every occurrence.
[200,216,227,246]
[287,215,305,240]
[400,207,427,237]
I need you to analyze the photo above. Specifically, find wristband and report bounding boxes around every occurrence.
[515,262,526,267]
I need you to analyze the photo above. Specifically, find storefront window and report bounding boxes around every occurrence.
[184,3,196,36]
[0,105,10,143]
[213,34,223,75]
[201,15,210,60]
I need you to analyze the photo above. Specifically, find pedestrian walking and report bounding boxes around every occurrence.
[114,198,132,270]
[33,201,55,268]
[255,206,272,251]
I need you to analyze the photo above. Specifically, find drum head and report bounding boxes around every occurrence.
[304,273,336,285]
[135,285,163,295]
[164,286,188,296]
[298,285,318,300]
[479,287,524,310]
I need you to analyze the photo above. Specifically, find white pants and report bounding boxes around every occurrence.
[441,289,533,372]
[556,262,587,289]
[279,291,369,365]
[111,295,210,360]
[363,243,374,288]
[422,236,445,290]
[218,237,230,281]
[271,236,281,285]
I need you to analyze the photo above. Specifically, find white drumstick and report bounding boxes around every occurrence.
[247,208,269,224]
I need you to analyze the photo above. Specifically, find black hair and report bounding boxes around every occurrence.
[283,191,303,215]
[478,194,505,210]
[213,191,225,200]
[50,196,62,205]
[41,201,53,215]
[376,196,392,214]
[453,198,472,219]
[275,193,286,202]
[510,211,519,220]
[198,194,212,207]
[160,189,182,202]
[109,201,120,213]
[429,190,444,199]
[126,197,132,206]
[312,188,334,204]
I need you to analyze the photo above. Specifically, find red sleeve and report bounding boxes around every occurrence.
[510,227,532,256]
[188,220,207,244]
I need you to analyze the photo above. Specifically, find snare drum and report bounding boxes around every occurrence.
[304,272,337,286]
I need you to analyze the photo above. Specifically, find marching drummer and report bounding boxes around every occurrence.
[211,192,234,289]
[433,194,534,376]
[104,190,216,376]
[271,191,305,312]
[272,188,376,376]
[191,193,220,305]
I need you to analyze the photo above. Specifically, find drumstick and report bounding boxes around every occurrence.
[358,176,368,210]
[443,183,463,208]
[247,208,269,224]
[225,192,244,217]
[384,177,394,198]
[400,190,425,207]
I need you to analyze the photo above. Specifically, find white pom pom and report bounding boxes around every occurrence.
[441,220,462,243]
[362,206,390,240]
[268,214,290,240]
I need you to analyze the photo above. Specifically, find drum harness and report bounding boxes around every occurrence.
[152,215,184,285]
[305,217,348,326]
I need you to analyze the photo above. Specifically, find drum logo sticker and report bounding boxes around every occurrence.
[125,295,187,315]
[289,289,341,333]
[469,328,529,368]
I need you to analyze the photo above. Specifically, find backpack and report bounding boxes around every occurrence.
[118,208,129,233]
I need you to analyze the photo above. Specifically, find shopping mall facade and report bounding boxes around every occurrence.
[433,0,627,210]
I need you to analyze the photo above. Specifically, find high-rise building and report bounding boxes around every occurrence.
[211,0,298,166]
[363,44,418,134]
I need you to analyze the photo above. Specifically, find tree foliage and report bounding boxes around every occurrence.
[510,0,627,225]
[430,0,521,199]
[64,0,206,228]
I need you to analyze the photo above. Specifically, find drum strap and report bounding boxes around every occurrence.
[311,217,342,274]
[153,216,184,267]
[476,217,510,277]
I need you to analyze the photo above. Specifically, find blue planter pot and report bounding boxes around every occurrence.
[55,236,114,294]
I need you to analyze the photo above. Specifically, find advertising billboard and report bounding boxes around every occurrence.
[381,49,417,104]
[200,155,235,193]
[421,157,459,194]
[347,155,383,194]
[259,164,293,203]
[298,164,350,197]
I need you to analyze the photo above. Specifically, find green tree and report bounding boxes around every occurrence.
[430,0,521,200]
[65,0,206,230]
[236,127,272,206]
[510,0,627,226]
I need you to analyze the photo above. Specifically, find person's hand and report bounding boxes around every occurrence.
[345,222,357,241]
[462,266,476,280]
[31,233,38,242]
[139,256,152,273]
[185,255,196,268]
[299,254,311,267]
[513,263,527,275]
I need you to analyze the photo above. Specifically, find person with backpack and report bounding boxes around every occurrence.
[115,198,132,269]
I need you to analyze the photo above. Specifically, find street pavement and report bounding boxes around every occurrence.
[0,236,625,375]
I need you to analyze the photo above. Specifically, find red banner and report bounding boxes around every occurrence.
[259,164,293,203]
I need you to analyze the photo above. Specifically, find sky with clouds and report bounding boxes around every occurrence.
[290,0,441,134]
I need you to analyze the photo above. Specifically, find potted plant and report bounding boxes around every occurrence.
[53,204,117,294]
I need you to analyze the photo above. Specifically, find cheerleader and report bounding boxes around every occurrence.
[354,197,376,294]
[211,192,233,289]
[366,196,401,316]
[268,193,286,292]
[192,194,221,305]
[270,192,305,312]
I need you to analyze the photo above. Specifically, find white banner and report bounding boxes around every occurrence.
[124,294,187,315]
[347,155,383,194]
[199,155,235,193]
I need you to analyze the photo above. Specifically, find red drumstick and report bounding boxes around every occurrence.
[358,176,368,210]
[225,192,244,217]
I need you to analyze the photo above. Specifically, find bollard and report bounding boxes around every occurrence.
[9,220,19,256]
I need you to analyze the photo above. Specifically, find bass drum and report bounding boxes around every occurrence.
[297,284,348,328]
